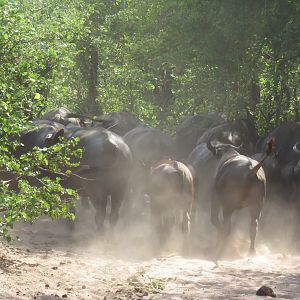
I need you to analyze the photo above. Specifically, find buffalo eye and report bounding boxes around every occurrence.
[45,133,55,141]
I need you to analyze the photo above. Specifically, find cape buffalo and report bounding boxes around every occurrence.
[187,142,216,211]
[176,113,258,159]
[256,122,300,164]
[197,120,258,155]
[207,138,274,258]
[17,120,133,233]
[91,111,142,136]
[175,112,226,158]
[122,126,174,222]
[147,160,195,250]
[255,122,300,207]
[41,107,84,127]
[186,142,218,235]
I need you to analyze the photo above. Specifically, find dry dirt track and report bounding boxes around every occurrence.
[1,208,300,300]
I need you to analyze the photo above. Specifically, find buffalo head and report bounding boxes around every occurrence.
[17,122,65,156]
[206,139,242,159]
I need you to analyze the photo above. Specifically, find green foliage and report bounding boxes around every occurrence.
[62,0,298,132]
[0,0,82,239]
[0,131,82,239]
[0,0,299,237]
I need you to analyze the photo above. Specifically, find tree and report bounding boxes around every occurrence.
[0,0,84,239]
[1,0,299,237]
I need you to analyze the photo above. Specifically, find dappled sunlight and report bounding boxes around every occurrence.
[0,0,299,298]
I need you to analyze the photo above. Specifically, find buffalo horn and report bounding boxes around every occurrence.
[66,113,106,124]
[230,143,243,151]
[206,139,216,155]
[293,141,300,154]
[215,143,242,151]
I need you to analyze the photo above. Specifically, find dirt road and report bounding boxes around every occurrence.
[1,213,300,300]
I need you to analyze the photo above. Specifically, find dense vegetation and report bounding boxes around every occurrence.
[0,0,299,236]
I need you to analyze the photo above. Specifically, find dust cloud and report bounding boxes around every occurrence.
[2,184,300,299]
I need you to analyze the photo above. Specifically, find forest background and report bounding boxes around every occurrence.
[0,0,299,235]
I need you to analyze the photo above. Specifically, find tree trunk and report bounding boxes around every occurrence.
[87,45,101,114]
[293,87,299,121]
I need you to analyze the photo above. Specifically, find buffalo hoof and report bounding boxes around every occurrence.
[209,250,221,264]
[248,248,256,257]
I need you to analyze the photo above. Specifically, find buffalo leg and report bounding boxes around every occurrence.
[190,188,200,236]
[182,210,191,255]
[215,208,232,260]
[159,214,171,246]
[150,209,164,251]
[249,206,262,255]
[182,210,191,235]
[90,194,108,233]
[211,193,221,229]
[110,184,127,231]
[150,200,171,251]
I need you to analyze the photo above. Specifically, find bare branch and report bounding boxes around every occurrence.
[37,166,96,181]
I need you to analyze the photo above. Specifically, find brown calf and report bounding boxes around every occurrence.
[147,160,195,250]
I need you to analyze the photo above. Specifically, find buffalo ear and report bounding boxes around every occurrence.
[266,137,275,155]
[206,139,216,156]
[172,161,178,169]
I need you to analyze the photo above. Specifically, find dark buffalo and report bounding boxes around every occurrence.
[0,120,66,190]
[175,112,226,158]
[46,109,143,135]
[91,111,142,136]
[252,122,300,246]
[122,126,174,219]
[187,140,247,219]
[124,126,174,165]
[256,122,300,165]
[187,141,243,238]
[147,159,195,250]
[290,143,300,206]
[187,142,217,219]
[17,120,133,232]
[255,122,300,203]
[16,120,65,156]
[41,107,84,127]
[176,112,258,159]
[197,120,258,155]
[207,138,274,258]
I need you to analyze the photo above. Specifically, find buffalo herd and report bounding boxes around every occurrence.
[4,107,300,259]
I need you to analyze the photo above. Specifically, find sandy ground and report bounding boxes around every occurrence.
[1,203,300,300]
